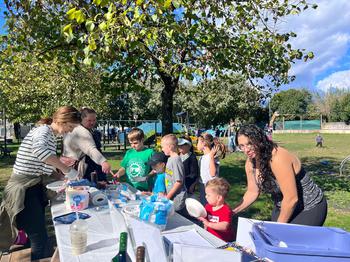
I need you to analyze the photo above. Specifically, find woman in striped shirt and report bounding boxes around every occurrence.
[0,106,81,260]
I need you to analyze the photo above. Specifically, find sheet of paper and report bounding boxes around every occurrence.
[163,228,213,247]
[128,217,167,262]
[172,243,242,262]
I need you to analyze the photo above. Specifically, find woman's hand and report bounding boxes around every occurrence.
[59,156,76,167]
[101,161,111,174]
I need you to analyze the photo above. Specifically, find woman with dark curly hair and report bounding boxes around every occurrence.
[232,124,327,226]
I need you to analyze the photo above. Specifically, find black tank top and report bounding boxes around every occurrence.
[253,166,323,211]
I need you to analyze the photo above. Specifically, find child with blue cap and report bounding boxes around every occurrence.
[148,152,168,195]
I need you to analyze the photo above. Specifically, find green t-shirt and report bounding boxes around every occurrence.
[121,148,154,190]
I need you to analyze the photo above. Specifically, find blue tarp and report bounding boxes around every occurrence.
[137,122,184,137]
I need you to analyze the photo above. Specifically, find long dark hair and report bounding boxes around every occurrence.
[236,124,277,192]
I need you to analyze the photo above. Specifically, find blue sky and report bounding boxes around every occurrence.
[1,0,349,93]
[0,1,5,35]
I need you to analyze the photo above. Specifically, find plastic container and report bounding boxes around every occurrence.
[139,196,174,231]
[65,186,90,211]
[70,218,88,255]
[252,222,350,262]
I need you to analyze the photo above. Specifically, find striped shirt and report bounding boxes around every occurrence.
[13,125,56,176]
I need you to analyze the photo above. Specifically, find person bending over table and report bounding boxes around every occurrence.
[232,124,327,226]
[79,107,109,182]
[0,106,81,260]
[62,107,111,179]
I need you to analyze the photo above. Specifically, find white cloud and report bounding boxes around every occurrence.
[316,70,350,91]
[279,0,350,90]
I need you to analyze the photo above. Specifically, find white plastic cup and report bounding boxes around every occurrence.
[70,219,88,255]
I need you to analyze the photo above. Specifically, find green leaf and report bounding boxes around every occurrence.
[83,56,92,65]
[99,21,107,31]
[136,0,143,6]
[63,24,72,33]
[165,30,173,39]
[307,52,314,59]
[172,0,181,9]
[75,10,86,24]
[63,24,73,43]
[83,46,90,56]
[88,37,97,51]
[100,0,109,7]
[93,0,102,6]
[124,16,131,26]
[151,14,158,22]
[85,20,95,32]
[164,0,172,9]
[67,8,77,20]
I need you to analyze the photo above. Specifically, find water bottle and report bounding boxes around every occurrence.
[70,218,88,255]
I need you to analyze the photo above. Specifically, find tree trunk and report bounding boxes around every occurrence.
[160,74,177,135]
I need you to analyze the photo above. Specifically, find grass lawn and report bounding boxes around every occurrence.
[1,133,350,235]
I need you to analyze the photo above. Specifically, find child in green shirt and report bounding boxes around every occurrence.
[114,128,154,191]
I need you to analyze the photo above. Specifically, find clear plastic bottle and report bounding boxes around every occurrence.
[70,218,88,255]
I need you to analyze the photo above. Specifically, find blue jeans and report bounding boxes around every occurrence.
[228,135,236,152]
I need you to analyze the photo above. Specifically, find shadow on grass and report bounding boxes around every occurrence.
[301,156,350,192]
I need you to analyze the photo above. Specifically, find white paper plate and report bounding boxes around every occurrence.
[46,180,65,192]
[185,198,207,218]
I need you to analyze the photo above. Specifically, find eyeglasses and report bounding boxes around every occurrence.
[238,143,254,151]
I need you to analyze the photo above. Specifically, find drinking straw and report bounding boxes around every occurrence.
[74,202,79,221]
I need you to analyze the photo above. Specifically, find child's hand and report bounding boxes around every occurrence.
[149,170,157,176]
[197,216,209,227]
[112,171,119,179]
[209,144,220,158]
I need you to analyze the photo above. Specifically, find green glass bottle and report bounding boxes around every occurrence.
[111,232,128,262]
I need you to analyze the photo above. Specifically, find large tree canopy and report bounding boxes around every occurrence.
[0,55,112,123]
[125,74,263,127]
[270,88,312,118]
[1,0,316,133]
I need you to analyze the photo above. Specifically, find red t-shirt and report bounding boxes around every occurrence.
[205,203,234,242]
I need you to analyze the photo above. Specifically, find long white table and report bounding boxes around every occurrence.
[51,200,227,262]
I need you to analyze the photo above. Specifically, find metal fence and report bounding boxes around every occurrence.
[275,119,321,130]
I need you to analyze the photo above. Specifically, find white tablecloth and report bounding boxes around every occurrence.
[51,202,124,262]
[51,201,228,262]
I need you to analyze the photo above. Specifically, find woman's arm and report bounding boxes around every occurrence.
[45,155,71,173]
[270,148,299,223]
[232,160,260,214]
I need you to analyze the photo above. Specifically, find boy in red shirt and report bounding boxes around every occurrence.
[198,178,234,242]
